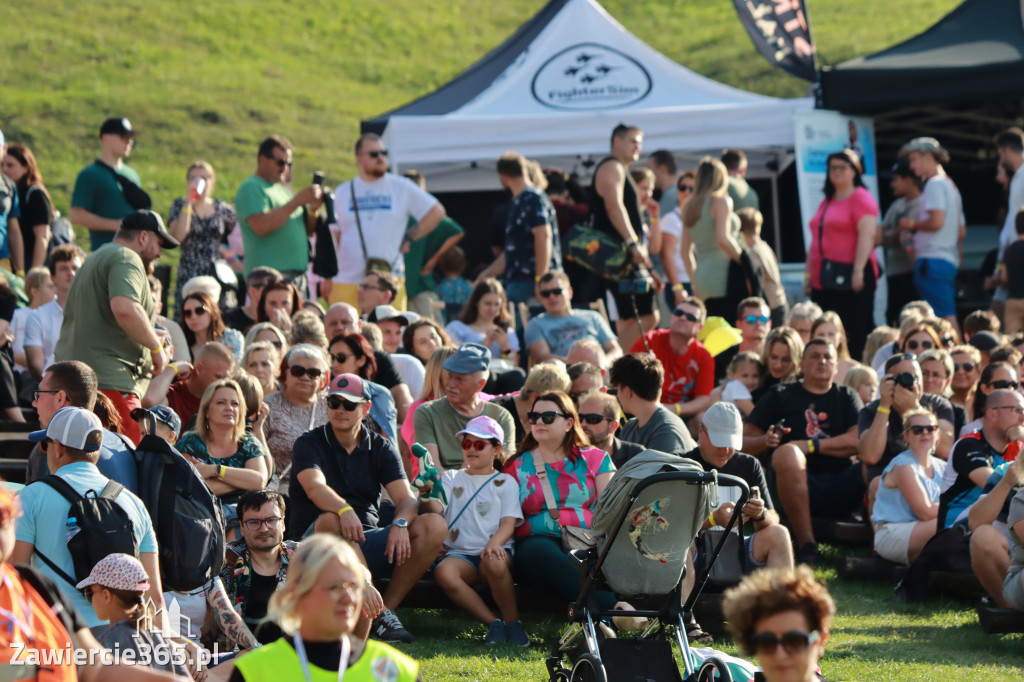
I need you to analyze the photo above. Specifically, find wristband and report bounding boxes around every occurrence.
[672,283,684,292]
[217,465,227,480]
[150,346,162,355]
[707,513,716,527]
[337,505,353,517]
[182,206,192,214]
[877,406,891,415]
[755,510,767,522]
[171,363,179,376]
[674,403,682,416]
[807,439,816,454]
[14,270,24,277]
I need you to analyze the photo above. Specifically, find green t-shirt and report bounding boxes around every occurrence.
[403,215,464,298]
[70,162,143,249]
[727,176,760,212]
[235,175,309,274]
[55,243,155,396]
[413,398,517,469]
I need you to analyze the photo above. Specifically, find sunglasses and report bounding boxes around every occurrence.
[365,150,388,159]
[272,157,293,168]
[954,361,976,372]
[357,283,387,292]
[884,353,917,373]
[904,339,934,352]
[677,184,695,192]
[539,288,564,298]
[326,395,361,411]
[242,516,282,531]
[288,366,323,380]
[988,380,1020,390]
[579,413,613,425]
[744,315,770,325]
[332,352,350,364]
[527,411,567,425]
[460,439,493,451]
[749,630,820,656]
[673,308,700,322]
[270,341,283,349]
[906,424,938,435]
[183,306,208,319]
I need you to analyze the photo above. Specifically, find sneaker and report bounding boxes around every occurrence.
[505,620,530,647]
[611,602,649,632]
[797,542,821,566]
[372,609,414,643]
[485,619,506,645]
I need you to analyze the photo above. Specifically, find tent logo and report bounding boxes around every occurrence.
[531,42,652,110]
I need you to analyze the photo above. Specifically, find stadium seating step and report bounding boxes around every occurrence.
[977,606,1024,635]
[837,556,906,583]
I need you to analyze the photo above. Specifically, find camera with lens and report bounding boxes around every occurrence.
[617,243,654,295]
[892,372,916,389]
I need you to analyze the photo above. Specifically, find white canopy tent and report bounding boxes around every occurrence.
[364,0,813,194]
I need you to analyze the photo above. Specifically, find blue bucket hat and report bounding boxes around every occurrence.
[443,343,491,374]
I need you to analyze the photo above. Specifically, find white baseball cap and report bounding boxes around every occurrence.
[702,402,743,450]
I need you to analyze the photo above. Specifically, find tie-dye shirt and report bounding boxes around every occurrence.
[503,447,615,538]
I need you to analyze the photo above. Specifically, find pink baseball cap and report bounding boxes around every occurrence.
[75,553,151,592]
[455,415,505,443]
[328,374,367,403]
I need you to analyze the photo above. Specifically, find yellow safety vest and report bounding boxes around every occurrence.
[233,637,418,682]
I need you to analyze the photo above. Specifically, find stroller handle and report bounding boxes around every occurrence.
[683,472,750,612]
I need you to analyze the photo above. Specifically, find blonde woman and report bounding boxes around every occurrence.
[681,156,744,319]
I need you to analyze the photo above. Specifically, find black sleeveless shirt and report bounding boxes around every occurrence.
[588,156,644,242]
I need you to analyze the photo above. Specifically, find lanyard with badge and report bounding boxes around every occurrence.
[294,632,350,682]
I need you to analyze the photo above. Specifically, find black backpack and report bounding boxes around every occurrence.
[34,476,139,587]
[894,524,973,601]
[132,431,226,591]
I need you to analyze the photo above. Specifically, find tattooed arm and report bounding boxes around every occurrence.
[206,576,260,650]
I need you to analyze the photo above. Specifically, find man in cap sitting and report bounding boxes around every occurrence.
[414,343,517,472]
[289,374,446,643]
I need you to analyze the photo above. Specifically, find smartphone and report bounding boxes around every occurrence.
[773,420,786,434]
[750,486,760,500]
[312,171,325,186]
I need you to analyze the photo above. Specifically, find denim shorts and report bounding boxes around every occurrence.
[913,257,958,318]
[300,522,396,578]
[440,548,513,570]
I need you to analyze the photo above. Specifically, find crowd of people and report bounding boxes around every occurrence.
[2,116,1024,681]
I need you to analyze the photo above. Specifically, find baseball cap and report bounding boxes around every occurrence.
[29,407,103,451]
[702,402,743,450]
[99,117,139,138]
[368,305,417,326]
[890,159,916,179]
[131,404,182,438]
[75,553,151,592]
[969,331,1003,353]
[904,137,945,157]
[455,415,505,443]
[443,343,491,374]
[328,374,367,403]
[121,209,180,249]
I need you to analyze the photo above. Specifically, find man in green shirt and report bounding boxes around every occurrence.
[401,171,464,322]
[610,351,696,454]
[722,148,760,212]
[235,135,323,296]
[55,209,179,444]
[70,117,146,250]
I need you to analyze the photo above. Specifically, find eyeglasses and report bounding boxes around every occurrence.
[677,184,695,192]
[33,389,61,401]
[269,340,283,349]
[954,362,976,373]
[527,411,567,425]
[991,405,1024,415]
[906,424,938,435]
[749,630,820,656]
[744,315,770,325]
[539,288,564,298]
[988,380,1020,390]
[242,516,282,531]
[288,366,323,380]
[673,308,700,322]
[578,413,613,425]
[828,164,853,172]
[904,339,934,352]
[327,395,362,411]
[332,352,351,364]
[460,439,493,451]
[363,150,388,159]
[357,283,386,292]
[271,157,293,168]
[183,306,208,319]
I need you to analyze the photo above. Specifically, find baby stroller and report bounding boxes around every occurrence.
[546,452,749,682]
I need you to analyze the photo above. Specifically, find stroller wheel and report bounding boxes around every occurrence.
[696,657,734,682]
[570,653,607,682]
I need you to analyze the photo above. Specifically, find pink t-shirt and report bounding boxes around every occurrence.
[806,186,879,290]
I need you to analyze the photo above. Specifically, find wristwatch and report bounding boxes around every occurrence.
[394,517,409,529]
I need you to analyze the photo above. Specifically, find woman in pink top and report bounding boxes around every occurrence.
[805,150,879,359]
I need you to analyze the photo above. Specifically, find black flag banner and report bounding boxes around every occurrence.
[732,0,816,82]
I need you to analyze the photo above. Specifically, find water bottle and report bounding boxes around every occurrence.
[66,517,80,543]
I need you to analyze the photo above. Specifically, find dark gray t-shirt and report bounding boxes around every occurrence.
[99,620,190,676]
[619,405,696,454]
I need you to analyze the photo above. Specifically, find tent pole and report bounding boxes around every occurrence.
[771,159,782,260]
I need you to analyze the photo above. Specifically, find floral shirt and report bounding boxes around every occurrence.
[220,538,297,620]
[503,446,614,538]
[169,197,237,319]
[177,431,266,471]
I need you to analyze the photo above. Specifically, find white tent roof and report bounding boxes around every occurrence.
[368,0,812,191]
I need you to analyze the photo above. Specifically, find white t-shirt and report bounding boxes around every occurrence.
[11,307,33,372]
[330,174,439,284]
[721,379,752,403]
[658,208,690,284]
[914,175,961,266]
[440,469,522,554]
[23,297,64,372]
[389,352,425,398]
[445,320,521,358]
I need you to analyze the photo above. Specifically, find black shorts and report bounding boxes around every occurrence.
[609,286,656,318]
[807,464,866,518]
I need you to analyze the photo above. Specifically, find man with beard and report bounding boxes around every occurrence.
[55,209,178,443]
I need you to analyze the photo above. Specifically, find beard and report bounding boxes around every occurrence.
[365,165,387,179]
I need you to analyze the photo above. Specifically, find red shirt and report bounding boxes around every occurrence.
[632,330,714,405]
[166,380,202,426]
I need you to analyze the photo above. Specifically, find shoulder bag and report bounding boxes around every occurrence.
[350,181,395,275]
[93,159,152,211]
[816,199,854,290]
[530,451,596,552]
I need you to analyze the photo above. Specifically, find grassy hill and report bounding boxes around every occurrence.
[2,0,961,232]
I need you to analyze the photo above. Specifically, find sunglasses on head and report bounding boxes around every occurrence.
[749,630,820,656]
[744,314,770,325]
[673,308,699,322]
[988,379,1020,390]
[527,411,567,425]
[904,339,934,352]
[578,413,613,425]
[906,424,937,435]
[183,306,208,319]
[365,150,388,159]
[288,366,323,380]
[539,287,564,298]
[954,361,976,372]
[326,395,361,411]
[460,439,494,451]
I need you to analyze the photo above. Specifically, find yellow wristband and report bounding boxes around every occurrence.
[171,363,179,375]
[877,406,891,415]
[337,505,353,517]
[707,513,716,528]
[672,283,684,292]
[14,270,24,277]
[807,439,816,454]
[150,347,161,355]
[217,465,227,480]
[674,403,682,416]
